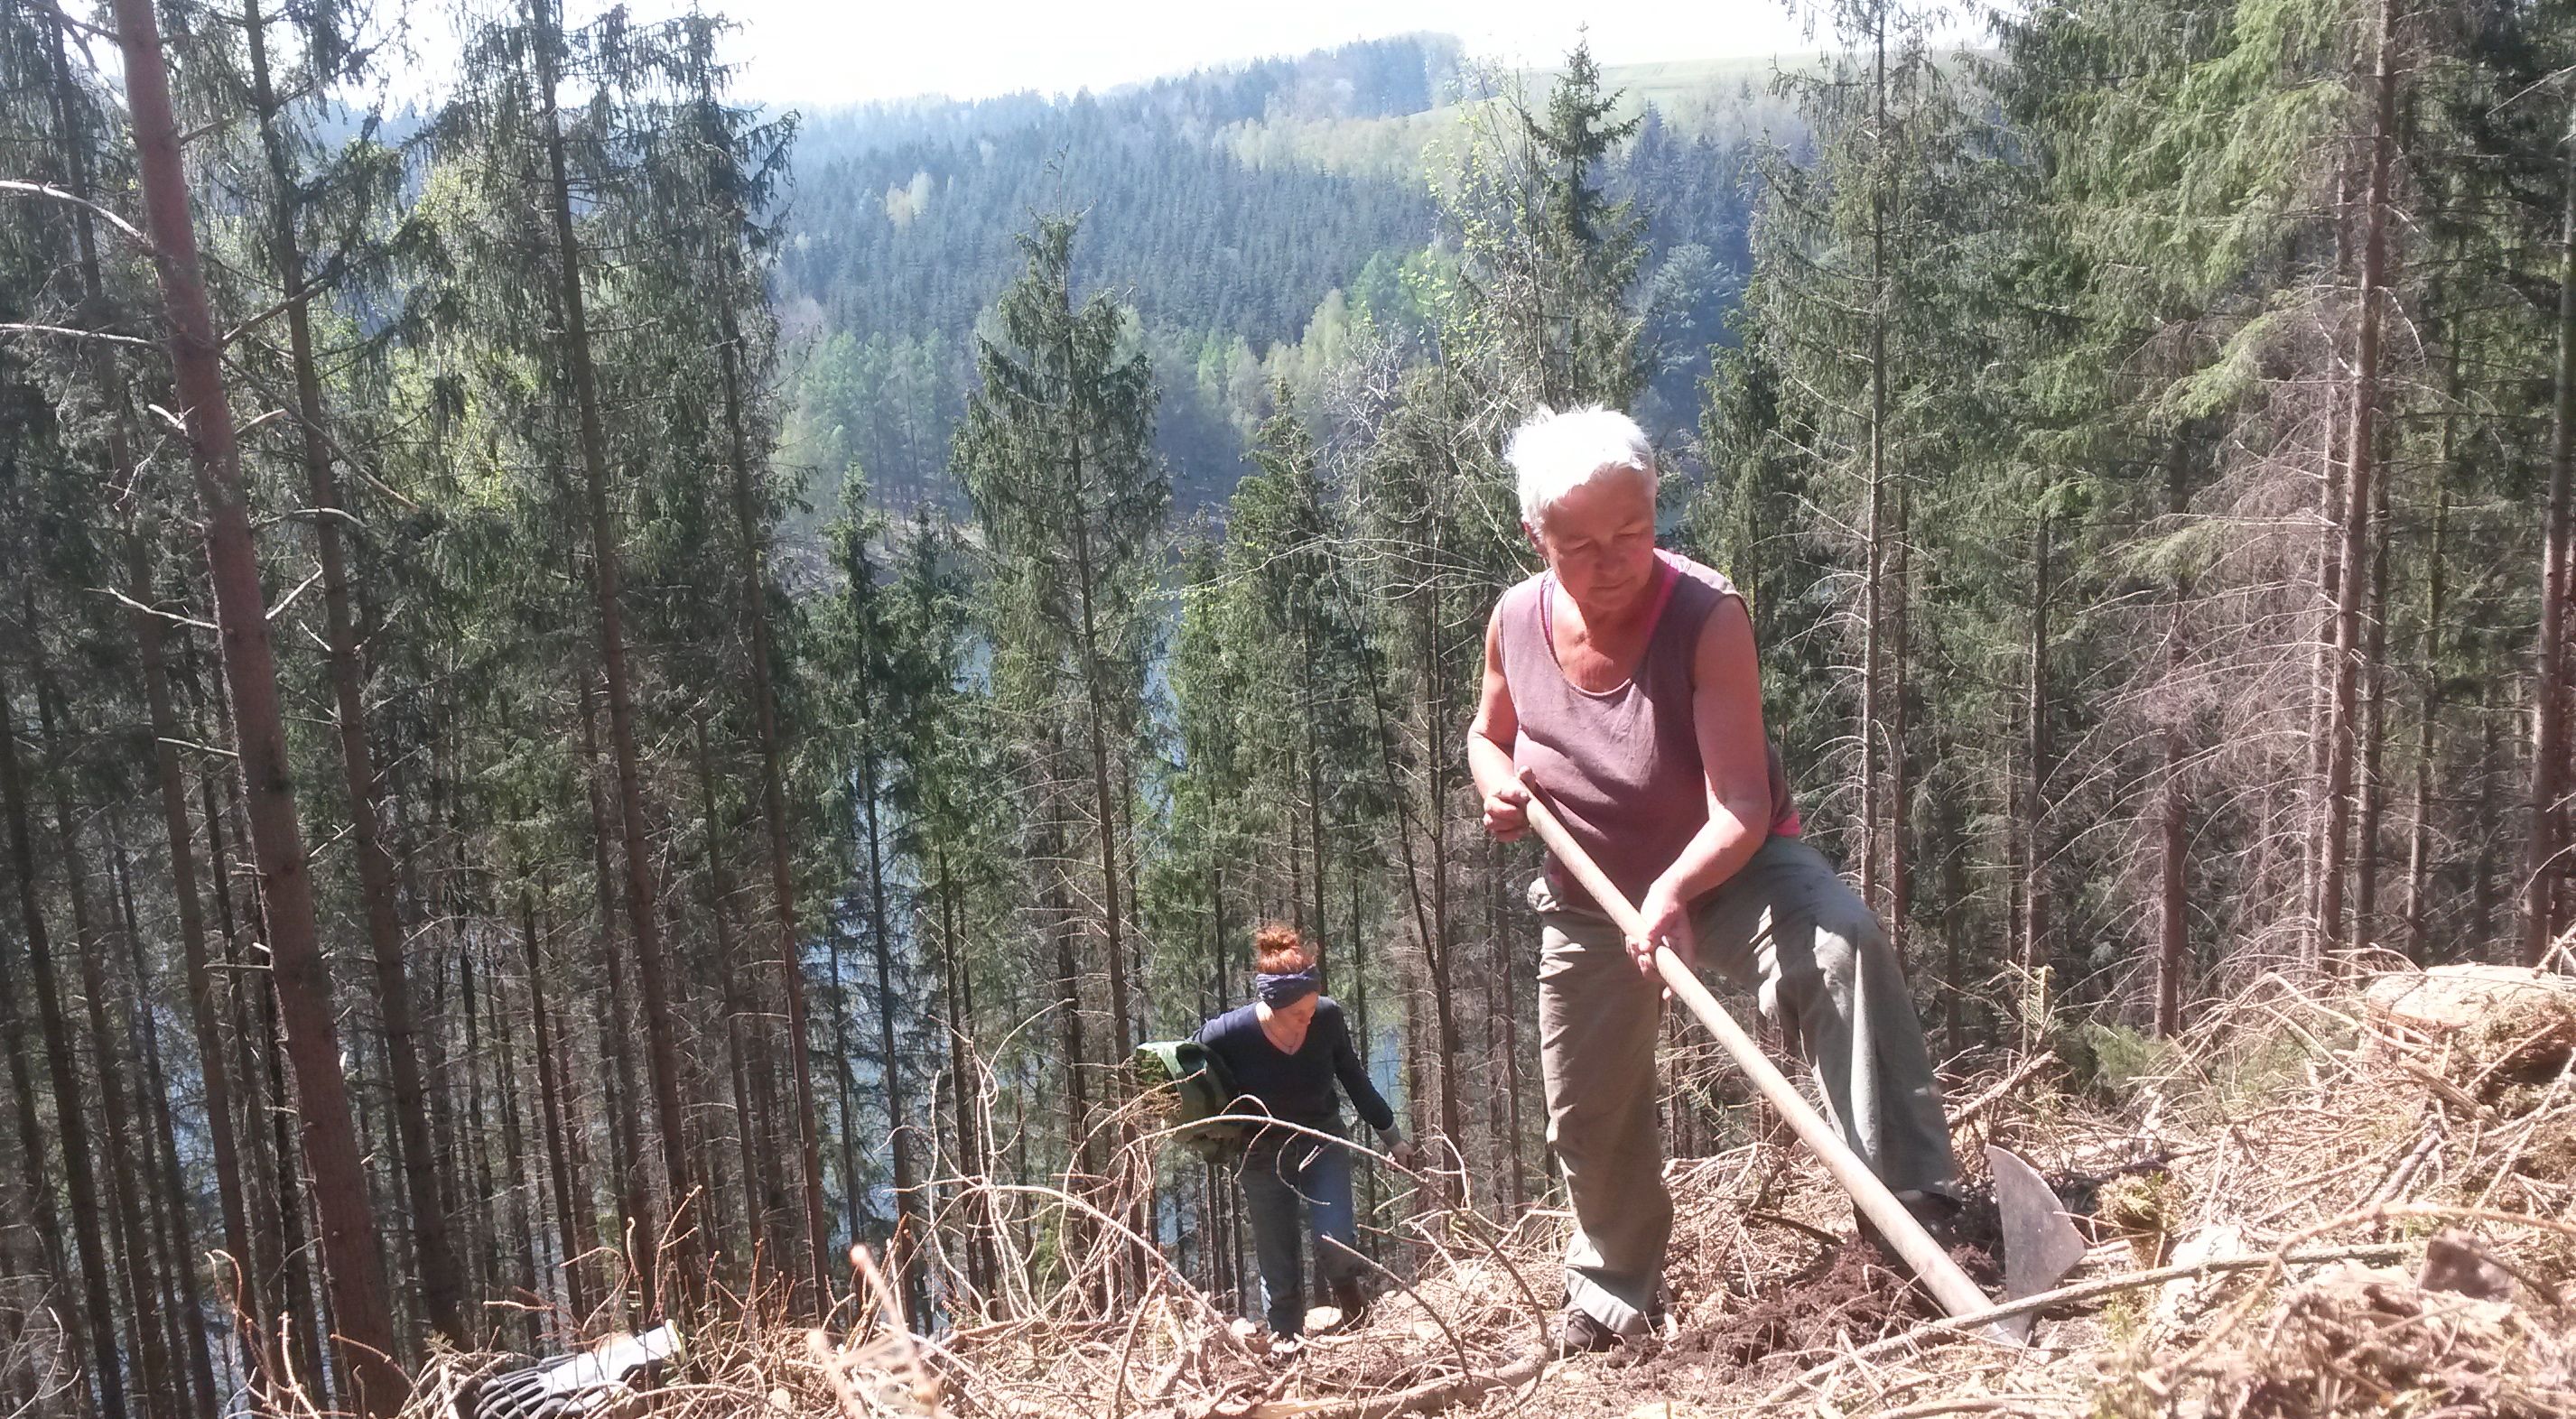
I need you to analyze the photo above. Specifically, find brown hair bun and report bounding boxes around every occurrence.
[1252,923,1315,974]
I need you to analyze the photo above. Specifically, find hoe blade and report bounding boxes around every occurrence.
[1986,1145,2085,1342]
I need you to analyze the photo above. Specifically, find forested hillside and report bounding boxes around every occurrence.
[0,0,2570,1416]
[774,34,1761,506]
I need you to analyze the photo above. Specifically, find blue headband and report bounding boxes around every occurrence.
[1256,968,1319,1008]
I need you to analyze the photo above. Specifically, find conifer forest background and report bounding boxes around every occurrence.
[0,1,2571,1414]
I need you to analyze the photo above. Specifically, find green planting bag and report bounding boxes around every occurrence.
[1132,1039,1252,1162]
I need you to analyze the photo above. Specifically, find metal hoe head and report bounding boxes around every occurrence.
[1986,1145,2086,1342]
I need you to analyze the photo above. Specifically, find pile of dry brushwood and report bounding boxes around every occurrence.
[405,964,2576,1419]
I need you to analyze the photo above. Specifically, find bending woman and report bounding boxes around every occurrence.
[1194,923,1417,1345]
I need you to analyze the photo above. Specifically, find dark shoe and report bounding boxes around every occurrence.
[1550,1307,1623,1358]
[1319,1276,1368,1333]
[1902,1190,1966,1248]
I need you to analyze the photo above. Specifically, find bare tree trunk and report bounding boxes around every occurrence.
[2355,458,2394,954]
[1289,793,1307,933]
[2307,160,2359,952]
[825,914,860,1250]
[2306,447,2348,950]
[1,667,131,1419]
[2406,478,2449,962]
[0,863,76,1402]
[2525,105,2576,965]
[38,694,174,1419]
[1347,865,1381,1247]
[1046,852,1096,1186]
[1934,788,1967,1045]
[1041,810,1105,1303]
[2004,726,2025,978]
[743,970,787,1275]
[484,947,541,1352]
[1481,951,1507,1210]
[2026,513,2052,977]
[1417,591,1465,1148]
[717,951,770,1296]
[2318,0,2399,974]
[1890,509,1914,968]
[673,947,721,1273]
[1359,626,1451,1145]
[1860,10,1890,922]
[1199,872,1233,1301]
[112,883,184,1409]
[423,950,462,1322]
[856,747,924,1325]
[2395,319,2458,963]
[1303,617,1327,951]
[693,716,768,1291]
[554,978,601,1312]
[398,752,463,1323]
[2475,683,2502,942]
[109,831,219,1409]
[520,886,594,1322]
[184,638,320,1391]
[1402,987,1432,1221]
[575,667,656,1307]
[0,941,62,1414]
[1069,509,1136,1069]
[934,846,992,1298]
[124,508,265,1398]
[2156,441,2192,1036]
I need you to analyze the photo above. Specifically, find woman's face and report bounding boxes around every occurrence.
[1265,991,1319,1029]
[1528,469,1658,618]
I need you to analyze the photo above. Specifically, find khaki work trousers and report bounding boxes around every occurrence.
[1532,833,1958,1335]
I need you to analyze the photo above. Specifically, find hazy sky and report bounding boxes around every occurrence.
[544,0,1829,107]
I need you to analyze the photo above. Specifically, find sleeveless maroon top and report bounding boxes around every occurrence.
[1500,551,1800,909]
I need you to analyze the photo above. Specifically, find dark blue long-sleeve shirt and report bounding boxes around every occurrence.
[1193,997,1396,1137]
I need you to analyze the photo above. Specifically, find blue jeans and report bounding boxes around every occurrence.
[1238,1133,1357,1337]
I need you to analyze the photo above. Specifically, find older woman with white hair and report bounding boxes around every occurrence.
[1466,405,1958,1354]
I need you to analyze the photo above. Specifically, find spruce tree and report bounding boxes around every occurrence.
[953,214,1167,1189]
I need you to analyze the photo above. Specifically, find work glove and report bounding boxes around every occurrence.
[459,1322,681,1419]
[1377,1124,1421,1171]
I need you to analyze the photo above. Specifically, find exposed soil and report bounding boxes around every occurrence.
[1646,1232,2001,1375]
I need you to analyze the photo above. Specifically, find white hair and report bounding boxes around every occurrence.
[1503,405,1657,525]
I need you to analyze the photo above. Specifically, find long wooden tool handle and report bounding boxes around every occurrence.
[1514,776,1999,1331]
